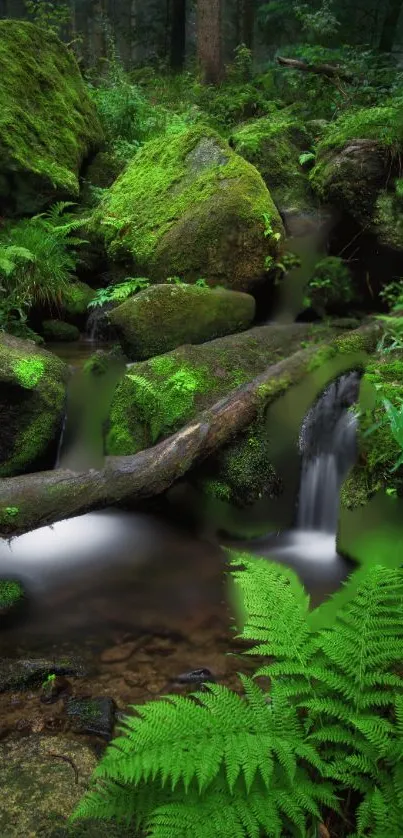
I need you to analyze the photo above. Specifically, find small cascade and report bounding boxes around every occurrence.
[296,371,361,533]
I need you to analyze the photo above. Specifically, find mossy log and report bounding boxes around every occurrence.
[276,55,353,83]
[0,321,382,538]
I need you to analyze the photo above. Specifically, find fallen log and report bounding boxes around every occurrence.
[0,321,382,538]
[276,55,354,83]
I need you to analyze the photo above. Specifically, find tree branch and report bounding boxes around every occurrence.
[276,55,354,83]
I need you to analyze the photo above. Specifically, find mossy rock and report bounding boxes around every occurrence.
[230,114,315,214]
[80,150,125,205]
[372,190,403,253]
[340,351,403,510]
[90,125,284,293]
[109,284,256,360]
[60,281,96,326]
[0,21,103,216]
[310,139,389,227]
[0,734,133,838]
[0,333,69,477]
[42,320,80,342]
[197,420,282,506]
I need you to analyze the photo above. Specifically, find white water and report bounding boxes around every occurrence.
[296,371,360,533]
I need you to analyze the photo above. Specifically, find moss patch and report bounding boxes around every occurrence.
[0,20,102,215]
[90,126,284,292]
[0,333,69,477]
[109,284,256,360]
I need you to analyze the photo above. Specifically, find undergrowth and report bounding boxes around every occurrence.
[69,558,403,837]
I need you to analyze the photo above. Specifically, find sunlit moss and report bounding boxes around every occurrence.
[12,358,45,388]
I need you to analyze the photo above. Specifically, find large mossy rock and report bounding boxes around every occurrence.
[0,21,103,216]
[109,284,256,360]
[310,104,403,231]
[230,114,315,215]
[105,321,354,505]
[0,334,69,477]
[90,126,284,293]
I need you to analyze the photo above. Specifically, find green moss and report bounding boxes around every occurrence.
[200,424,280,506]
[106,322,340,458]
[0,333,68,477]
[12,358,45,388]
[373,191,403,252]
[0,580,23,608]
[315,103,403,153]
[106,362,214,455]
[0,506,19,525]
[0,21,102,214]
[91,125,283,289]
[306,256,353,314]
[61,281,96,317]
[230,114,313,211]
[109,284,256,360]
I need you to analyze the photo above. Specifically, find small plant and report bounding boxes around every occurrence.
[305,256,353,314]
[262,212,281,241]
[88,278,150,309]
[379,279,403,312]
[42,673,56,690]
[299,150,316,167]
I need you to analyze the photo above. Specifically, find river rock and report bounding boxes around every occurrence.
[89,125,284,293]
[42,320,80,342]
[109,284,256,360]
[0,734,131,837]
[66,696,117,740]
[0,333,69,478]
[0,655,87,692]
[0,21,102,216]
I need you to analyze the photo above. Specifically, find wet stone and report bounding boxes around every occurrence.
[66,696,116,740]
[0,656,88,692]
[99,639,144,663]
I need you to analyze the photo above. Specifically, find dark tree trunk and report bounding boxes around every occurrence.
[241,0,254,49]
[378,0,403,52]
[170,0,186,71]
[197,0,223,84]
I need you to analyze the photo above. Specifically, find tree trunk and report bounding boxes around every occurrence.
[0,322,382,539]
[241,0,254,50]
[196,0,223,84]
[170,0,186,71]
[378,0,403,52]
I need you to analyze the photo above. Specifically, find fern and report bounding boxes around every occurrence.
[70,560,403,837]
[88,277,150,309]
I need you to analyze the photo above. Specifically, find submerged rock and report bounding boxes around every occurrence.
[89,125,284,293]
[0,21,102,216]
[0,333,69,477]
[42,320,80,343]
[109,283,256,360]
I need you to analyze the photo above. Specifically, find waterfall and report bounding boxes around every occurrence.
[296,371,361,533]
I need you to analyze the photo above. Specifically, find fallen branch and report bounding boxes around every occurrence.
[0,321,382,538]
[276,55,354,83]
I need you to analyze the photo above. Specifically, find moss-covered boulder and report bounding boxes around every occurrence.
[310,139,388,227]
[105,321,355,505]
[230,114,315,214]
[0,21,103,216]
[42,320,80,342]
[81,150,125,205]
[0,334,69,477]
[109,284,256,360]
[90,126,284,293]
[340,345,403,510]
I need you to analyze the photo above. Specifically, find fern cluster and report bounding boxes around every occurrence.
[69,556,403,837]
[0,201,88,335]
